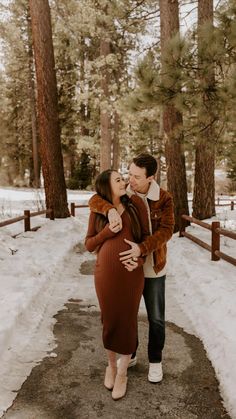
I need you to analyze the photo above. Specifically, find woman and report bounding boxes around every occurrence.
[85,170,149,400]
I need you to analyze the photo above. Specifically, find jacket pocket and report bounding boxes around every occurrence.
[151,209,162,220]
[154,245,166,272]
[151,209,162,230]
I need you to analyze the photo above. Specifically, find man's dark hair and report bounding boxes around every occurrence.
[133,153,157,177]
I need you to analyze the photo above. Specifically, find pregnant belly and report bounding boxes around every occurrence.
[97,232,134,265]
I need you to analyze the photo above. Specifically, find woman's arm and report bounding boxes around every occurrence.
[85,212,116,252]
[89,194,121,227]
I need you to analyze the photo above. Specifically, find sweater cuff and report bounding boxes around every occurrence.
[102,224,117,238]
[139,243,148,256]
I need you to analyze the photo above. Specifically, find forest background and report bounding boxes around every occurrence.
[0,0,236,230]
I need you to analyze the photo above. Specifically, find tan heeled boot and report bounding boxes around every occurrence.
[104,366,117,390]
[111,374,128,400]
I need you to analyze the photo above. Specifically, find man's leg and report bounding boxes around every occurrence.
[143,275,165,363]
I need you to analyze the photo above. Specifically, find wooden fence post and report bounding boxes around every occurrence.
[231,201,234,211]
[24,210,31,232]
[71,202,75,217]
[211,221,220,261]
[179,215,185,237]
[49,209,54,220]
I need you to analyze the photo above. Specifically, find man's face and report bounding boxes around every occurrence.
[128,162,154,194]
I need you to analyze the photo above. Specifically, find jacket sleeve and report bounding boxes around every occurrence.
[139,193,174,256]
[85,212,116,252]
[88,194,114,216]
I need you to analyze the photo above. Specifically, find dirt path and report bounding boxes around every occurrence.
[1,245,231,419]
[3,299,230,418]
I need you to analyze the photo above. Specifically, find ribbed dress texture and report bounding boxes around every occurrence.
[85,196,149,355]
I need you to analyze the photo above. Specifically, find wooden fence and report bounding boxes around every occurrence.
[0,202,87,232]
[188,198,235,210]
[0,209,54,232]
[70,202,89,216]
[215,198,235,210]
[180,215,236,267]
[1,200,235,266]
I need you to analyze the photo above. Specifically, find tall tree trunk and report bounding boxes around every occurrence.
[157,110,164,185]
[12,83,21,184]
[112,111,120,170]
[192,0,216,219]
[80,41,90,138]
[29,0,69,217]
[27,7,40,188]
[100,38,112,171]
[156,156,161,185]
[159,0,189,232]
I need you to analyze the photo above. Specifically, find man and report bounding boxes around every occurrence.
[88,153,174,383]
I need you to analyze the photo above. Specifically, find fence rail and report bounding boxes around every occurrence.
[188,198,235,210]
[70,202,89,216]
[215,198,235,210]
[0,209,54,232]
[2,200,234,266]
[180,215,236,267]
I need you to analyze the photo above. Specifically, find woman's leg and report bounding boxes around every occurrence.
[112,354,131,400]
[117,354,132,376]
[107,350,117,369]
[104,350,117,390]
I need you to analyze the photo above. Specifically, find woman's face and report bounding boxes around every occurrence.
[110,171,126,198]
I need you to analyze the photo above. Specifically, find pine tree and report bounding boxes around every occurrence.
[29,0,69,217]
[192,0,216,219]
[160,0,189,231]
[51,0,80,181]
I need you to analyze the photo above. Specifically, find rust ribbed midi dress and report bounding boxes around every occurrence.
[85,196,149,355]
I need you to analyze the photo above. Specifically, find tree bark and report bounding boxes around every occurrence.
[192,0,216,219]
[27,7,40,188]
[112,111,120,170]
[80,41,90,138]
[159,0,189,232]
[29,0,69,217]
[100,38,112,171]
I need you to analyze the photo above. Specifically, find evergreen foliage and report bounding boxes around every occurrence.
[0,0,33,185]
[0,0,235,193]
[67,149,94,190]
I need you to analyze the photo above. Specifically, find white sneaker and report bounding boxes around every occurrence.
[148,362,163,383]
[117,356,137,368]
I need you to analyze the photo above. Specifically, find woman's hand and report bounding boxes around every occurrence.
[108,208,122,231]
[109,221,122,233]
[108,208,122,233]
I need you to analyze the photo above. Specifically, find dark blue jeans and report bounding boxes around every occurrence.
[133,275,166,363]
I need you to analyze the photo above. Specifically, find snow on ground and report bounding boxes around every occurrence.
[0,188,236,418]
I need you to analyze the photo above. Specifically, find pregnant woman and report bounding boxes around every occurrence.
[85,169,149,400]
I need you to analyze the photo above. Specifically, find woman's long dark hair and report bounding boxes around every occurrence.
[94,170,142,243]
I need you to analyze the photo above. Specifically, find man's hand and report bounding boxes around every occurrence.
[119,239,141,262]
[123,258,138,271]
[108,208,122,232]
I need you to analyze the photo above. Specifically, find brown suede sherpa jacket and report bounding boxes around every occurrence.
[89,187,175,274]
